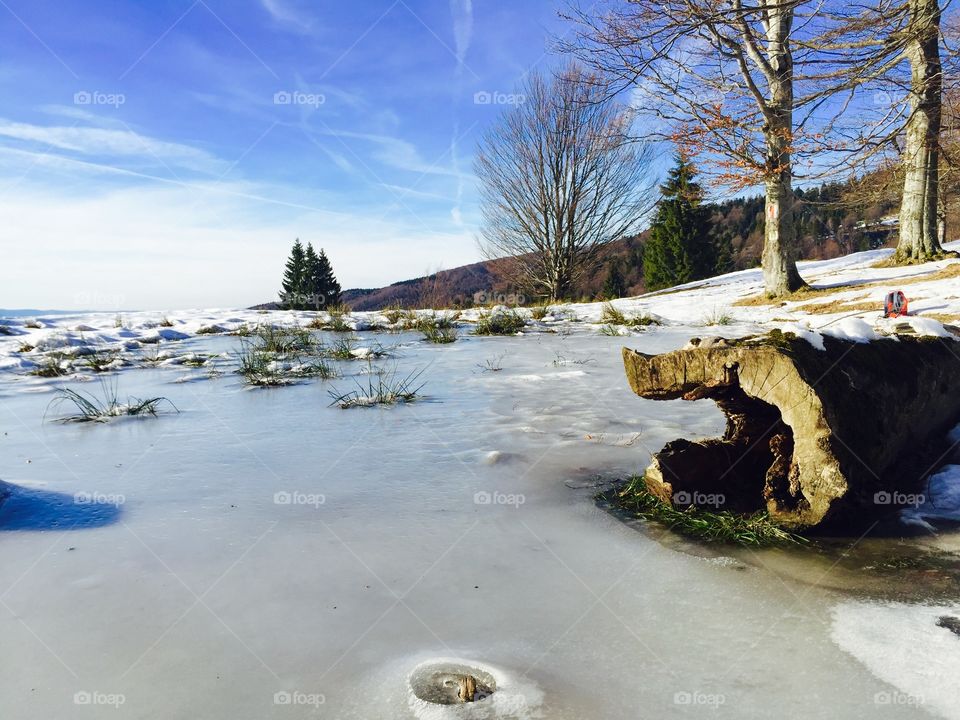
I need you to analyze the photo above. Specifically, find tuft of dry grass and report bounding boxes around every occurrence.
[733,285,839,307]
[895,262,960,286]
[795,298,879,315]
[919,312,960,324]
[600,302,659,327]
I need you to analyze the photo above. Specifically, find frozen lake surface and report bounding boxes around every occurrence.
[3,248,960,719]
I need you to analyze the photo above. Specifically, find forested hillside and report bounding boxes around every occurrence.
[335,175,900,311]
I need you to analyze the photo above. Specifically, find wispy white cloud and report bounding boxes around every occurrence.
[0,119,226,175]
[259,0,313,31]
[450,0,474,73]
[312,127,461,178]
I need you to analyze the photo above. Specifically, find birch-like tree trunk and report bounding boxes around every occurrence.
[762,2,806,295]
[897,0,945,261]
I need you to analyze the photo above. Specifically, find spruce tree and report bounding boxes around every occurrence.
[713,229,736,275]
[303,243,321,309]
[280,239,307,309]
[601,259,627,299]
[308,247,341,308]
[643,154,714,291]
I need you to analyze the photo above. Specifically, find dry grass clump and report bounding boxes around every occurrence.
[529,302,552,320]
[600,302,659,327]
[47,383,178,423]
[919,312,960,324]
[733,285,841,307]
[327,365,426,408]
[896,262,960,286]
[701,308,735,326]
[795,298,879,315]
[474,309,526,335]
[307,306,353,332]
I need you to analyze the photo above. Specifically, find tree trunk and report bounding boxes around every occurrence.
[938,189,947,246]
[896,0,944,262]
[622,332,960,530]
[762,3,806,297]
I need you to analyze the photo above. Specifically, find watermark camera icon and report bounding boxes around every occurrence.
[473,90,525,106]
[274,690,324,707]
[74,690,125,707]
[74,491,125,506]
[875,690,924,706]
[74,90,125,108]
[474,490,525,507]
[873,490,924,507]
[274,490,325,508]
[672,490,725,508]
[673,690,724,707]
[274,90,325,108]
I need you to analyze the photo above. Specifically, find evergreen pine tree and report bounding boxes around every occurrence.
[303,243,321,309]
[280,239,307,309]
[309,247,341,308]
[712,229,736,275]
[601,259,627,299]
[643,154,714,291]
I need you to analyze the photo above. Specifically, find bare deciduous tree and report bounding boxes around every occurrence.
[474,65,654,302]
[564,0,811,296]
[562,0,926,294]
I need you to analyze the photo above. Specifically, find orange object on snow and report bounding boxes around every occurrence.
[883,290,909,318]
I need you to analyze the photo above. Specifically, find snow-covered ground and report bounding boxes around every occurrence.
[1,243,959,719]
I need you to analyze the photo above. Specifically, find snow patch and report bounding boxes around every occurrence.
[820,317,881,344]
[831,601,960,720]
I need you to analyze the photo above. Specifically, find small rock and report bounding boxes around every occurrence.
[936,615,960,637]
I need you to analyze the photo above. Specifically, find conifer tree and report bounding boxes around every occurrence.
[280,239,306,309]
[643,155,714,291]
[306,246,341,308]
[303,243,321,309]
[712,229,736,275]
[601,259,627,299]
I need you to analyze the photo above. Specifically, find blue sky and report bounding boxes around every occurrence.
[0,0,567,309]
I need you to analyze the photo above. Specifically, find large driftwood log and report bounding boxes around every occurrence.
[622,332,960,530]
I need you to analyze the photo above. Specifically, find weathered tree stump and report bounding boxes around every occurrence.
[622,332,960,530]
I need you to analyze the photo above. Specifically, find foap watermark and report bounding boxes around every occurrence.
[274,90,325,108]
[875,690,924,707]
[73,291,126,311]
[873,90,893,107]
[74,491,125,507]
[278,291,329,310]
[474,490,525,508]
[274,491,325,508]
[673,691,726,708]
[74,90,125,108]
[874,490,924,508]
[273,690,325,707]
[673,490,726,508]
[74,691,125,708]
[473,290,526,307]
[474,90,525,106]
